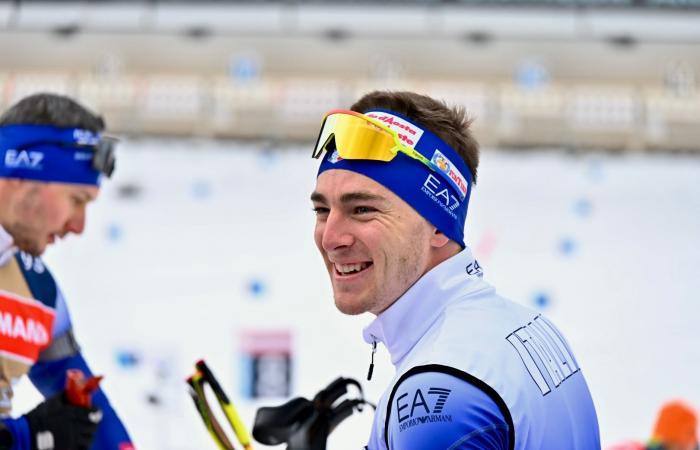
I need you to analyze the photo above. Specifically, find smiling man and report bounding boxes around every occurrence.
[310,91,600,450]
[0,93,134,450]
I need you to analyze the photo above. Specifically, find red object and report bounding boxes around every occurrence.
[65,369,103,407]
[0,291,56,362]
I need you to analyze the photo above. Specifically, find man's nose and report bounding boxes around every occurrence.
[321,210,354,252]
[64,207,86,235]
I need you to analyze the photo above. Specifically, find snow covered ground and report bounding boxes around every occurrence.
[13,139,700,449]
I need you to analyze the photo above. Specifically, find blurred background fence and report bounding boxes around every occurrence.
[1,71,699,150]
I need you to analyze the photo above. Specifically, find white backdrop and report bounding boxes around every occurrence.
[12,140,700,449]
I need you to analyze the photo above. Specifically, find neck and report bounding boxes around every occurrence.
[425,241,462,275]
[371,242,464,316]
[363,247,488,367]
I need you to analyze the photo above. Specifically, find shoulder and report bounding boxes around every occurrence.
[384,365,512,450]
[13,252,58,308]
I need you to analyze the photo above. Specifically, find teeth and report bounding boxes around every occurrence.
[336,263,369,274]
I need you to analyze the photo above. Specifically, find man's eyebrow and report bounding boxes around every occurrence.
[311,191,389,205]
[310,191,327,203]
[339,192,386,204]
[75,191,94,202]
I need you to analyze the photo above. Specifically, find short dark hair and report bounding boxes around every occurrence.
[0,93,105,132]
[351,91,479,183]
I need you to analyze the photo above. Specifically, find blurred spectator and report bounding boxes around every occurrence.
[608,400,698,450]
[649,400,698,450]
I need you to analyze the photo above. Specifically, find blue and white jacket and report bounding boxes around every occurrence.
[363,248,600,450]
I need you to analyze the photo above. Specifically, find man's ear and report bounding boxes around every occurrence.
[429,228,451,249]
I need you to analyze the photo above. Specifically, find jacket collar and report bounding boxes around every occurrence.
[362,247,486,367]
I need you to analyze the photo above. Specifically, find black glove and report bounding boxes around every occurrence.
[24,394,102,450]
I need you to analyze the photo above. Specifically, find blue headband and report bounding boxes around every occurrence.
[317,109,473,247]
[0,124,111,186]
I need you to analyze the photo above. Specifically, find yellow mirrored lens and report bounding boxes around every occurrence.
[332,114,397,161]
[313,114,338,158]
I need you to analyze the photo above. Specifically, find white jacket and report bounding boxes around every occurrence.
[363,248,600,450]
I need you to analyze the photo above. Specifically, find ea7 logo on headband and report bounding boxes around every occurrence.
[4,149,44,170]
[423,174,460,211]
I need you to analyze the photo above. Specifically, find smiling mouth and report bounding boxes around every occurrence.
[334,262,373,276]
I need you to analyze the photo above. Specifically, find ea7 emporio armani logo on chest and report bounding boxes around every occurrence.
[396,387,453,432]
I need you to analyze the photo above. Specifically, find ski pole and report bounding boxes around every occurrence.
[186,360,253,450]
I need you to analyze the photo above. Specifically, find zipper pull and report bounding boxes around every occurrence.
[367,340,377,381]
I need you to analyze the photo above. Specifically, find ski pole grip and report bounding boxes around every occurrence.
[65,369,103,407]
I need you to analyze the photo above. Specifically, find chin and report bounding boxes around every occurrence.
[15,240,45,257]
[334,296,370,316]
